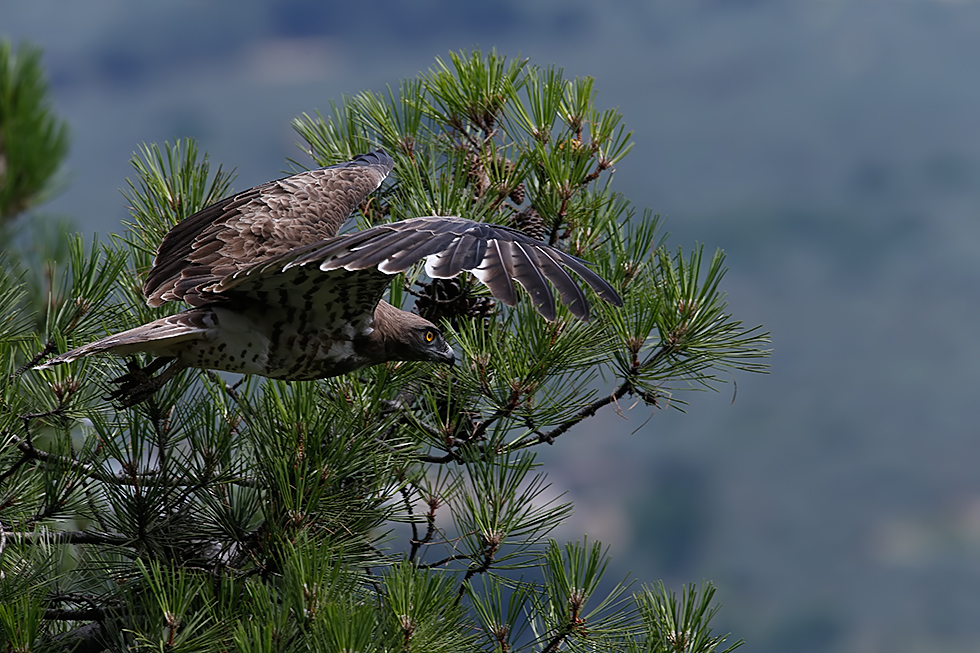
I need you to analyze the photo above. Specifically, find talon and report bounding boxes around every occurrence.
[105,357,182,407]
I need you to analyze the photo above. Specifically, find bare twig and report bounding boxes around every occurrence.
[419,451,458,464]
[0,450,32,488]
[401,485,421,560]
[416,553,470,569]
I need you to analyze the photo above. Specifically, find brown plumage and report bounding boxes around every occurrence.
[37,149,623,406]
[143,149,394,308]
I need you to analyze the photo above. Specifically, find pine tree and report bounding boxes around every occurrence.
[0,47,768,652]
[0,40,69,223]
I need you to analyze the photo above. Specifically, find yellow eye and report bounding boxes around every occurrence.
[425,330,435,343]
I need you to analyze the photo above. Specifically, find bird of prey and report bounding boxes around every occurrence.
[38,149,622,405]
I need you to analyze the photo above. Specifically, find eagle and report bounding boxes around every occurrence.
[38,149,623,405]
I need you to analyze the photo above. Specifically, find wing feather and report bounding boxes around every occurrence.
[442,233,487,277]
[524,246,589,319]
[471,238,518,307]
[509,240,558,320]
[213,215,622,322]
[375,232,459,274]
[546,250,623,307]
[333,230,434,271]
[144,149,394,307]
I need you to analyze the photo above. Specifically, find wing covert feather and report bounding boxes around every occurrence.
[144,149,393,307]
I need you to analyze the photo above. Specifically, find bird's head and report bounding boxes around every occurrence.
[373,301,456,366]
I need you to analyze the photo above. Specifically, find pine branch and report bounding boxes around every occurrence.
[43,607,105,621]
[5,434,261,488]
[3,530,130,545]
[456,541,497,604]
[41,592,112,624]
[10,337,57,378]
[419,451,458,464]
[507,348,666,450]
[417,553,470,569]
[509,380,632,450]
[408,487,443,562]
[0,449,32,488]
[44,622,109,653]
[541,630,572,653]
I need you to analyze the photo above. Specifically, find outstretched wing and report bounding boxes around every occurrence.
[216,216,623,321]
[144,149,394,308]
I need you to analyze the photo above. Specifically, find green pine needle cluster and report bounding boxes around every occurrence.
[0,48,766,651]
[0,39,69,222]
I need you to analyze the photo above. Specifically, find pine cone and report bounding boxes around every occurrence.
[467,153,490,200]
[415,277,496,328]
[509,207,547,241]
[509,182,526,205]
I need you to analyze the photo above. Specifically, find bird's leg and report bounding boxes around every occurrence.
[108,356,184,407]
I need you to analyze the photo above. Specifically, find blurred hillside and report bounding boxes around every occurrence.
[6,1,980,651]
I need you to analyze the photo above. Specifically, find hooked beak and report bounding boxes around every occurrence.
[442,344,457,366]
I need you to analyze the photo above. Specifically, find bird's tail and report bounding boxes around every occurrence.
[35,311,210,369]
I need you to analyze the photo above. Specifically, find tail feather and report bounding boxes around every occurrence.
[35,312,211,369]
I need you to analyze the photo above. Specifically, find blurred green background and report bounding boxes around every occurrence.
[6,1,980,650]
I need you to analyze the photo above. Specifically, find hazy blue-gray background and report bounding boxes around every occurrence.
[6,1,980,651]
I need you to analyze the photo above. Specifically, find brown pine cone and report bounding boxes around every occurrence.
[509,207,547,241]
[415,277,496,328]
[509,182,526,205]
